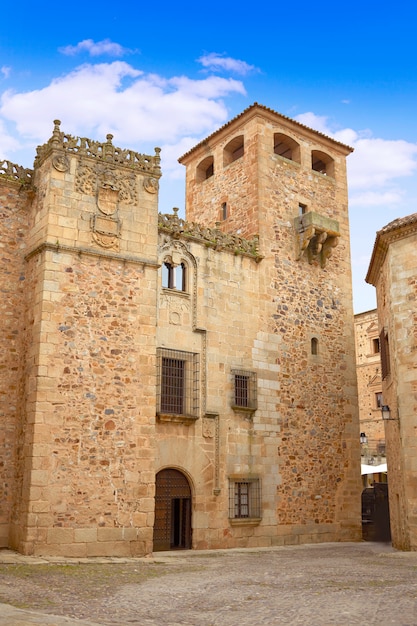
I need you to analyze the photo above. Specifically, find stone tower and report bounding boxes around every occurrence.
[2,123,162,555]
[178,103,361,541]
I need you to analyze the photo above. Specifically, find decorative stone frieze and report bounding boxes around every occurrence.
[159,208,262,260]
[0,159,32,184]
[35,119,161,177]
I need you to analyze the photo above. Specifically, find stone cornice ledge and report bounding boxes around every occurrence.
[24,242,159,267]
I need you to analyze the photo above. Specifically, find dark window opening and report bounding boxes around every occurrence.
[273,133,300,163]
[299,203,307,216]
[161,357,185,414]
[196,155,214,182]
[311,337,319,355]
[224,135,244,166]
[221,202,228,220]
[229,479,261,519]
[372,337,380,354]
[380,329,391,380]
[312,150,335,177]
[232,369,257,410]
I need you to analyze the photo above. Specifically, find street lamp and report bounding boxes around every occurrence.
[360,432,368,444]
[381,405,391,420]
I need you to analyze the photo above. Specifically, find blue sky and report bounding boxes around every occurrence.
[1,0,417,313]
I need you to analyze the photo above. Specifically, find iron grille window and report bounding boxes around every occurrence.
[232,369,257,410]
[229,479,261,519]
[157,348,199,418]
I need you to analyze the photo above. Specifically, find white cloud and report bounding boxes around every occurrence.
[349,189,405,208]
[296,111,417,205]
[347,137,417,189]
[59,39,130,57]
[0,61,245,176]
[197,53,256,75]
[1,66,11,79]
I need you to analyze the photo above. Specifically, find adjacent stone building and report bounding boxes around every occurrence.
[354,309,385,464]
[366,213,417,550]
[0,103,362,557]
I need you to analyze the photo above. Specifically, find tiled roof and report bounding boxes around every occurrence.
[179,102,353,161]
[377,212,417,235]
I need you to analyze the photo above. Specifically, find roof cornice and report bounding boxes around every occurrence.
[365,213,417,286]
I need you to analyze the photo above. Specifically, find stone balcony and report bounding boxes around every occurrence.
[294,211,340,268]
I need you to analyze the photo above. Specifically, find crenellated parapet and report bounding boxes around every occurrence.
[34,120,162,177]
[0,159,33,185]
[159,207,262,261]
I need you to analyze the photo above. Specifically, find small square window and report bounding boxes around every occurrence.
[231,369,257,410]
[229,479,261,519]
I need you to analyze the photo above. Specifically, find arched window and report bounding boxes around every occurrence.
[311,337,319,356]
[312,150,335,177]
[273,133,300,163]
[162,262,187,291]
[224,135,244,166]
[196,155,214,182]
[221,202,228,220]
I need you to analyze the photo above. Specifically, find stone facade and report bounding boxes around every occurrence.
[354,309,385,464]
[0,104,362,557]
[366,213,417,550]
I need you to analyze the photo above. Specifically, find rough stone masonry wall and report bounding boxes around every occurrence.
[16,247,157,557]
[381,234,417,550]
[0,179,30,547]
[8,128,162,556]
[265,152,360,537]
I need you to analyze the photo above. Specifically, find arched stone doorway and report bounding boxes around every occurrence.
[153,468,192,551]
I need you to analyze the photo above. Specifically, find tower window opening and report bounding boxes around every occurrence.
[196,155,214,182]
[273,133,300,163]
[224,135,244,166]
[312,150,335,177]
